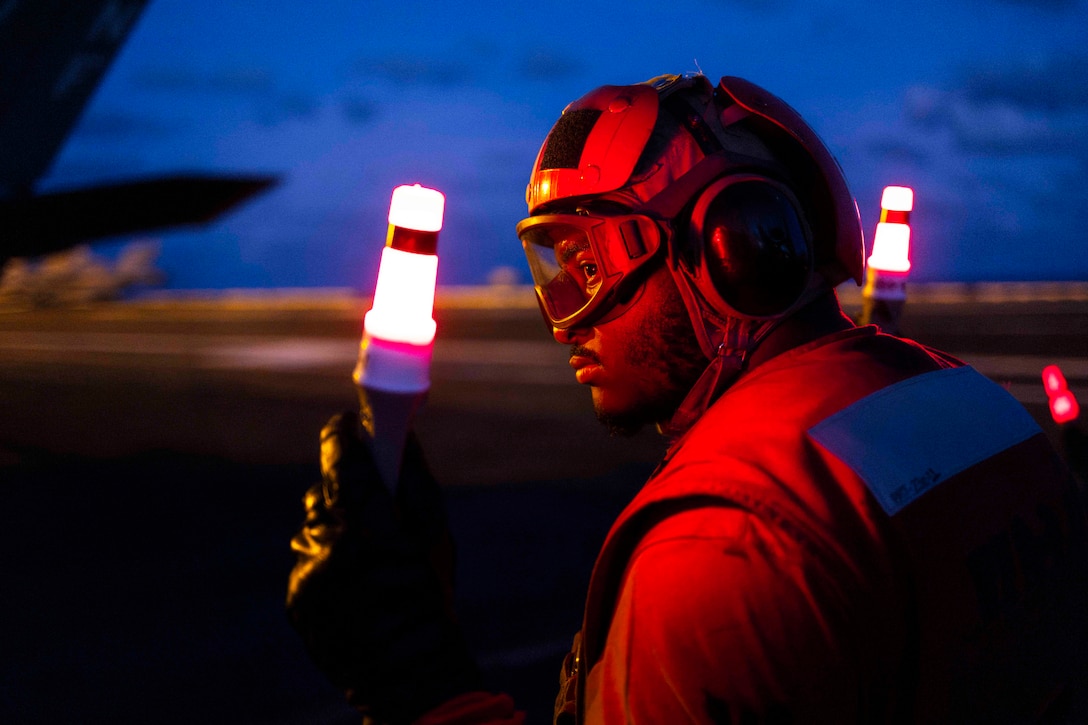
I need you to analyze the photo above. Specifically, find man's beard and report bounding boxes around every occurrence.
[588,292,706,437]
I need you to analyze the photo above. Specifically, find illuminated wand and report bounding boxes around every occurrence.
[353,184,444,491]
[860,185,913,335]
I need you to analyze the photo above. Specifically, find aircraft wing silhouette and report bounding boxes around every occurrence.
[0,0,276,263]
[1,174,278,259]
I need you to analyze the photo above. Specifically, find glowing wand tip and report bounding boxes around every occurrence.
[880,185,914,212]
[389,184,445,232]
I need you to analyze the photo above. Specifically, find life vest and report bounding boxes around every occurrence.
[557,327,1088,723]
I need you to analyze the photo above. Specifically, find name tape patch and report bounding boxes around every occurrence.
[808,366,1041,516]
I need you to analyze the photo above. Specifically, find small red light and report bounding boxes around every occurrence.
[1042,364,1080,424]
[1042,364,1068,395]
[1050,391,1080,424]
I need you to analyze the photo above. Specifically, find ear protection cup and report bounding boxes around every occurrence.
[686,174,814,318]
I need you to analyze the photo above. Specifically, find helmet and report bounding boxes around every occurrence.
[519,73,864,357]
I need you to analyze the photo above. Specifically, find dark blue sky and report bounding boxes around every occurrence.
[41,0,1088,290]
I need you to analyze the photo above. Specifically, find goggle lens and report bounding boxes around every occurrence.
[517,213,662,329]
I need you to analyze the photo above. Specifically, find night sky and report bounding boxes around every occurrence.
[39,0,1088,291]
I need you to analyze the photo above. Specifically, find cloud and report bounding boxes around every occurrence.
[991,0,1079,10]
[962,55,1088,111]
[353,55,471,86]
[130,66,275,96]
[902,57,1088,157]
[128,63,321,127]
[339,96,379,125]
[863,137,931,166]
[253,92,320,126]
[842,54,1088,282]
[277,93,319,119]
[39,156,151,189]
[700,0,793,11]
[73,110,176,140]
[517,51,582,82]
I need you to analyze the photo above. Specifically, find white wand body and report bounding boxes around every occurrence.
[353,184,444,490]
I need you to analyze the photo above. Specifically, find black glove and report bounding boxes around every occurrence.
[287,411,481,724]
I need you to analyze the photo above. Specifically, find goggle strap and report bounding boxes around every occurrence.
[618,217,652,261]
[642,152,788,219]
[661,92,725,158]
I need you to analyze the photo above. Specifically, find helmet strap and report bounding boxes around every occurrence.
[657,275,831,441]
[656,344,744,440]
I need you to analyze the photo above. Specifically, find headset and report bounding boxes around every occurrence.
[680,171,814,319]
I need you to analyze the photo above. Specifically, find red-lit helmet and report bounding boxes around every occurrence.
[519,73,865,361]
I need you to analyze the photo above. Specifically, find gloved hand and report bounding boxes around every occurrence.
[287,410,482,724]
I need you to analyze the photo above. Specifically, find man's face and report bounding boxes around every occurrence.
[556,261,706,436]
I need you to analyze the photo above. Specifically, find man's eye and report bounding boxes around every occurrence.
[580,261,599,282]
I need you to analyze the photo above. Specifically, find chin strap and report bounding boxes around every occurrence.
[656,315,777,441]
[657,277,831,442]
[656,344,745,440]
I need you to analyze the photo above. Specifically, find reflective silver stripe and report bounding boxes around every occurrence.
[808,367,1042,516]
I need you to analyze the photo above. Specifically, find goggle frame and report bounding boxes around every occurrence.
[517,211,666,330]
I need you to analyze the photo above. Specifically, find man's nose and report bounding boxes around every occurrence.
[552,325,590,345]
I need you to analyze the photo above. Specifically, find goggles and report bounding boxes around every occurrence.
[517,211,665,330]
